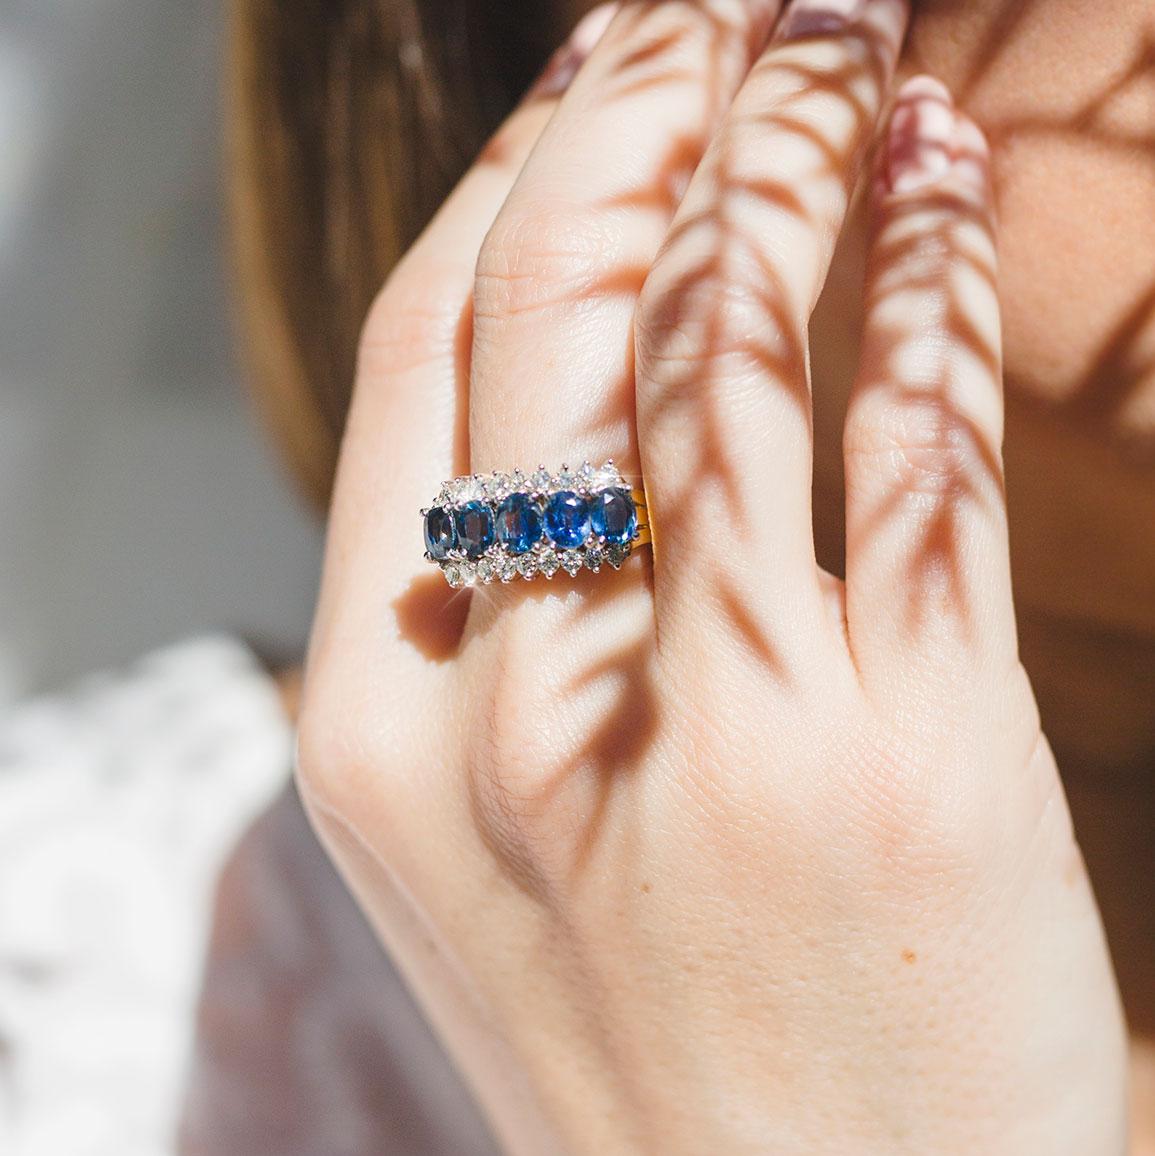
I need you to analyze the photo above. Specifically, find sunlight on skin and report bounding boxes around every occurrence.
[282,2,1155,1151]
[299,4,1134,1152]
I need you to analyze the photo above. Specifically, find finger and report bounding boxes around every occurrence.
[635,0,908,641]
[307,8,617,694]
[468,0,782,478]
[843,77,1012,698]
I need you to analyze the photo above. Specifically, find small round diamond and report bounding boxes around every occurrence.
[589,488,637,545]
[495,555,517,583]
[544,491,591,549]
[495,492,544,555]
[450,476,482,504]
[423,506,456,561]
[516,553,539,579]
[539,549,560,578]
[476,556,496,583]
[455,501,495,560]
[582,460,622,491]
[584,545,605,572]
[442,562,464,588]
[606,543,630,569]
[530,467,552,491]
[559,551,582,577]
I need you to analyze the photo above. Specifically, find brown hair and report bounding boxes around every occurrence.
[227,0,552,505]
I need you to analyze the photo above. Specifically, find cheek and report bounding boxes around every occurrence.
[902,0,1155,440]
[994,132,1155,439]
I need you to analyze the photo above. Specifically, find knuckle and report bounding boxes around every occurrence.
[358,260,465,377]
[294,671,407,831]
[464,625,587,894]
[636,253,800,388]
[474,203,621,321]
[293,692,367,822]
[470,644,555,826]
[843,747,999,894]
[845,394,979,499]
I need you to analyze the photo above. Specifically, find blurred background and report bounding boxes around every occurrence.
[0,0,324,706]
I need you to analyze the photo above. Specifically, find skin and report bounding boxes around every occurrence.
[295,0,1152,1151]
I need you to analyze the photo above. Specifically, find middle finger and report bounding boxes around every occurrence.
[468,0,782,478]
[636,0,908,636]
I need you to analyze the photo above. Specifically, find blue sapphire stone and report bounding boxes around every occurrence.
[495,492,544,555]
[589,488,637,545]
[544,490,591,549]
[454,501,495,560]
[423,506,456,560]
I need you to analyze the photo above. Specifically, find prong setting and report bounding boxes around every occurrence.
[422,461,648,585]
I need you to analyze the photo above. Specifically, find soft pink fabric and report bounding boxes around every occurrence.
[179,786,500,1156]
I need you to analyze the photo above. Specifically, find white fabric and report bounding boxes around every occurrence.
[0,636,292,1156]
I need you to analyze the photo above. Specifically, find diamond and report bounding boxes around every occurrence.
[606,543,630,569]
[495,492,544,555]
[544,491,591,549]
[516,553,539,579]
[442,562,465,588]
[449,477,480,504]
[589,460,623,490]
[454,501,496,560]
[559,551,582,577]
[584,545,604,572]
[476,556,496,583]
[490,472,513,499]
[538,548,560,578]
[423,506,456,561]
[577,460,618,491]
[589,488,637,545]
[495,555,517,583]
[530,467,552,492]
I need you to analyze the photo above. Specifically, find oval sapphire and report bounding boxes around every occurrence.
[544,490,590,549]
[589,488,637,545]
[423,506,456,560]
[454,501,495,560]
[495,492,544,555]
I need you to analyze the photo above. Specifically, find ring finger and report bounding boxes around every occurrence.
[306,9,618,712]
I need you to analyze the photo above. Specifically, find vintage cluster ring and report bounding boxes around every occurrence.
[421,461,651,587]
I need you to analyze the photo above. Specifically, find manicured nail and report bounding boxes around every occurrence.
[885,76,956,193]
[531,3,619,98]
[778,0,862,40]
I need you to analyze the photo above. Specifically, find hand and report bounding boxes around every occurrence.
[297,0,1129,1151]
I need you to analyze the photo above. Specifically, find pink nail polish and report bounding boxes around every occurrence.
[885,76,956,194]
[531,3,619,98]
[778,0,862,40]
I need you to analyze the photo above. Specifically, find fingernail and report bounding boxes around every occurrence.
[885,76,956,193]
[778,0,862,40]
[531,3,619,98]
